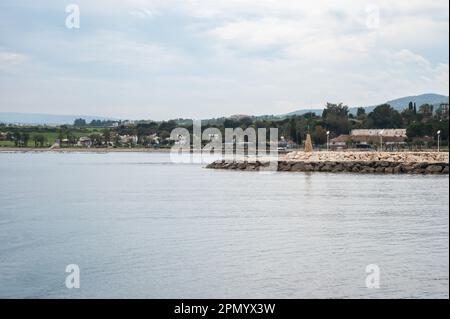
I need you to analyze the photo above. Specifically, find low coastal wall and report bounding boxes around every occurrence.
[206,152,449,174]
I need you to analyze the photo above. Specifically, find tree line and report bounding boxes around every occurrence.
[1,101,448,148]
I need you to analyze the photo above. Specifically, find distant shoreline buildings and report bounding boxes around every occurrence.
[331,129,407,150]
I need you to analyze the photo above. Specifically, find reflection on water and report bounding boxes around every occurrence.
[0,152,448,298]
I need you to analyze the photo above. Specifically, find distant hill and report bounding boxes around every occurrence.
[1,93,448,125]
[285,93,449,117]
[0,112,119,125]
[285,108,324,117]
[381,93,448,112]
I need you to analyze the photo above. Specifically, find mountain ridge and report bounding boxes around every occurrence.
[285,93,449,117]
[1,93,448,124]
[0,112,119,125]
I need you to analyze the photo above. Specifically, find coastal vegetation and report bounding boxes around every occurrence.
[0,102,448,149]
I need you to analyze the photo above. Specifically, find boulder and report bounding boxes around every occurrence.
[291,162,305,171]
[352,166,361,173]
[278,162,292,171]
[415,162,429,169]
[426,165,443,173]
[380,161,391,167]
[343,162,354,168]
[237,162,248,170]
[360,167,375,173]
[400,164,414,173]
[375,167,385,173]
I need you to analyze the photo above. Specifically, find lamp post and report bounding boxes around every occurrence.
[326,131,330,151]
[378,129,385,152]
[437,130,441,152]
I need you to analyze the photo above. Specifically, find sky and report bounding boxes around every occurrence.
[0,0,448,120]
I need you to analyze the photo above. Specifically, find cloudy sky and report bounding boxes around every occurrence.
[0,0,448,120]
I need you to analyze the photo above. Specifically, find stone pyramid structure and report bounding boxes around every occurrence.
[304,134,313,152]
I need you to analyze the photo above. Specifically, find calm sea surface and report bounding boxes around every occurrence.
[0,152,448,298]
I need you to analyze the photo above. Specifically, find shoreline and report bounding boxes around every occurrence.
[1,147,448,154]
[2,148,449,174]
[0,147,172,153]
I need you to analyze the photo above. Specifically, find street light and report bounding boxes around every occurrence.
[378,129,385,152]
[326,131,330,151]
[437,130,441,152]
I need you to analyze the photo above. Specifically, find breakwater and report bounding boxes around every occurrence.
[206,152,449,174]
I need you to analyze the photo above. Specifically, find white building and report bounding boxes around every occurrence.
[350,129,407,138]
[77,137,92,147]
[119,135,138,145]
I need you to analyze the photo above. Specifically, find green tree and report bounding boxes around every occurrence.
[103,129,111,146]
[321,103,350,136]
[89,133,103,147]
[33,134,40,147]
[223,118,239,129]
[34,134,47,147]
[313,125,327,145]
[288,118,298,143]
[66,132,77,145]
[367,104,402,128]
[74,118,87,127]
[418,104,434,118]
[12,132,21,146]
[22,133,30,147]
[356,107,366,118]
[406,122,424,139]
[239,117,253,128]
[401,108,417,126]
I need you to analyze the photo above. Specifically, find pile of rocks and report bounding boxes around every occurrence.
[277,160,448,174]
[206,151,449,174]
[206,159,449,174]
[283,151,449,163]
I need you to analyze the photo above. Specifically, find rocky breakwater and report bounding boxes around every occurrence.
[206,152,449,174]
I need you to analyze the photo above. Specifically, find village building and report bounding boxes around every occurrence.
[331,129,407,150]
[77,136,92,147]
[119,135,138,146]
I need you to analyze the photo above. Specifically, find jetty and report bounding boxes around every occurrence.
[206,151,449,174]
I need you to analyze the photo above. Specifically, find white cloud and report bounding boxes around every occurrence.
[23,30,187,75]
[0,51,28,71]
[72,31,185,71]
[129,8,158,19]
[209,18,307,50]
[0,0,448,118]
